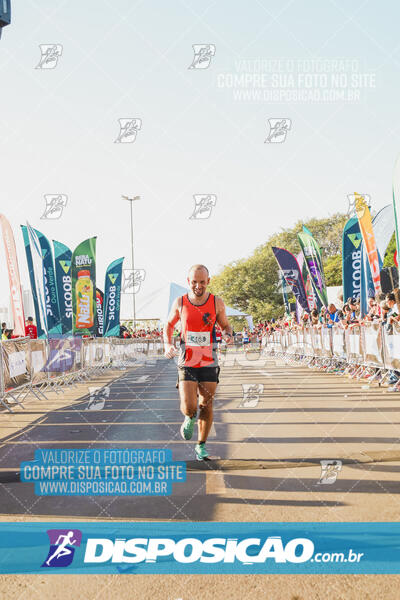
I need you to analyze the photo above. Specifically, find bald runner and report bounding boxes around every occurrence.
[164,265,233,460]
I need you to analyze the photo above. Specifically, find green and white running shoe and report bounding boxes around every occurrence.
[180,415,196,440]
[195,443,210,461]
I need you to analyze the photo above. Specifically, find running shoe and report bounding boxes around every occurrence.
[195,443,210,461]
[180,415,196,440]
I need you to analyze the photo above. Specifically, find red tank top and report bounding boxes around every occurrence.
[178,293,218,368]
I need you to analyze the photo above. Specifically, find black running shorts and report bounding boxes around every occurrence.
[178,366,220,384]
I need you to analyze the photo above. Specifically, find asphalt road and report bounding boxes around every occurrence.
[1,350,400,522]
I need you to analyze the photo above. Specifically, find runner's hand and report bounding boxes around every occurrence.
[164,343,177,359]
[222,332,234,345]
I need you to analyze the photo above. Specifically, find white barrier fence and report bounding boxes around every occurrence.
[262,322,400,382]
[0,337,165,412]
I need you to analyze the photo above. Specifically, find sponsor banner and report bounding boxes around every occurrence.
[373,204,395,262]
[359,208,388,316]
[280,271,290,315]
[42,338,81,374]
[26,223,48,337]
[21,226,46,339]
[53,240,72,336]
[0,215,25,336]
[298,249,321,311]
[71,237,97,336]
[0,522,399,574]
[272,247,310,312]
[1,338,30,391]
[33,228,62,337]
[342,217,363,301]
[393,153,400,265]
[96,288,104,337]
[297,226,328,307]
[355,194,381,293]
[30,339,48,384]
[103,257,123,337]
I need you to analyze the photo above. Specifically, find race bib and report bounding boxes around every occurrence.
[186,331,210,347]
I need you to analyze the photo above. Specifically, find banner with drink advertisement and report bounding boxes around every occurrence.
[103,257,124,337]
[96,288,104,337]
[297,226,328,307]
[71,237,97,336]
[0,214,25,337]
[53,240,73,337]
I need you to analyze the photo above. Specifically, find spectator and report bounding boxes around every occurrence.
[25,316,38,339]
[326,303,340,328]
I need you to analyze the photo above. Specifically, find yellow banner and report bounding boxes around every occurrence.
[354,194,380,292]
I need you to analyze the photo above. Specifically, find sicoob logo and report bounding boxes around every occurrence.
[42,529,82,567]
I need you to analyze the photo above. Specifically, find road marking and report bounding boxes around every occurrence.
[208,423,217,438]
[131,375,150,383]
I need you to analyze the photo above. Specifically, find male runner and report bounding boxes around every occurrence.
[164,265,233,460]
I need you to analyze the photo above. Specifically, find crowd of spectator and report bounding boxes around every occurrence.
[249,290,400,336]
[119,325,163,339]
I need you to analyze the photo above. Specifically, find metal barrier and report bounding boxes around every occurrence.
[0,336,165,412]
[262,324,400,385]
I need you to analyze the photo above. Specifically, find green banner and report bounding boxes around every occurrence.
[297,226,328,307]
[71,237,97,336]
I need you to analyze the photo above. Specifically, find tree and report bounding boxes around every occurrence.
[209,213,348,322]
[384,233,396,267]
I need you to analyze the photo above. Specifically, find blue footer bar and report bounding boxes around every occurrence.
[0,522,398,574]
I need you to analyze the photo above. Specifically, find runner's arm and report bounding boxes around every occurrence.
[215,296,233,342]
[163,298,181,357]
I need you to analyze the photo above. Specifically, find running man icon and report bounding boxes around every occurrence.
[42,529,82,568]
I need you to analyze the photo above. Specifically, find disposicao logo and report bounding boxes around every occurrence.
[42,529,82,568]
[83,536,314,565]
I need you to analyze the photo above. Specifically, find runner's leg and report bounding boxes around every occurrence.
[178,380,198,417]
[197,381,217,442]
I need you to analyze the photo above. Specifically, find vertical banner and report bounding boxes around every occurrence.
[0,215,25,336]
[359,208,391,316]
[298,251,319,311]
[34,228,61,337]
[21,225,45,338]
[271,247,310,313]
[53,240,72,336]
[71,237,97,336]
[354,193,381,294]
[26,223,48,337]
[342,217,363,301]
[96,288,104,337]
[393,153,400,270]
[297,226,328,307]
[360,245,374,317]
[103,257,124,337]
[279,271,290,315]
[373,204,395,262]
